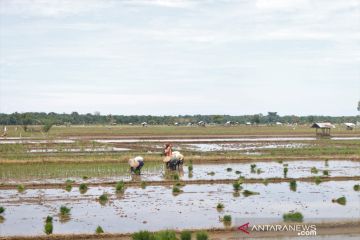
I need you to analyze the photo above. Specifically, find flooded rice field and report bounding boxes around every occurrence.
[0,181,359,236]
[1,160,359,185]
[2,136,360,145]
[27,147,130,153]
[183,142,309,152]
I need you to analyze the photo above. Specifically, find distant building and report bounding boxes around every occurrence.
[197,121,206,127]
[311,122,334,136]
[141,122,148,127]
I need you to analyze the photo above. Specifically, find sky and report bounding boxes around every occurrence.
[0,0,359,116]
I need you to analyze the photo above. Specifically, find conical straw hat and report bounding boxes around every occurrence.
[128,158,139,168]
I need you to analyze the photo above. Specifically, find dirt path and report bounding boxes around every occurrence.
[1,221,359,240]
[1,176,359,190]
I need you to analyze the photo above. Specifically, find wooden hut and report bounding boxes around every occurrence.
[311,122,334,136]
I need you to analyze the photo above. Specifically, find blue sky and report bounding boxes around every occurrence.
[0,0,359,116]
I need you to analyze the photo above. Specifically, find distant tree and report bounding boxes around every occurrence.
[267,112,279,123]
[213,115,224,124]
[252,114,261,124]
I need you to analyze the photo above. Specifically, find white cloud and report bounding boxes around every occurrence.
[0,0,114,17]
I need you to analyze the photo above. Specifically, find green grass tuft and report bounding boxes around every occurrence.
[96,226,104,234]
[354,184,360,191]
[196,231,208,240]
[314,176,322,185]
[332,196,346,205]
[154,230,177,240]
[115,181,125,192]
[44,222,53,235]
[17,184,25,193]
[323,170,329,176]
[310,167,318,174]
[290,180,297,192]
[79,183,88,193]
[99,193,109,204]
[0,206,5,214]
[180,230,192,240]
[223,215,232,223]
[172,186,182,194]
[226,167,232,172]
[216,203,224,210]
[60,205,71,216]
[45,216,53,223]
[283,167,288,178]
[141,181,147,189]
[243,190,260,197]
[233,181,242,191]
[283,212,303,222]
[132,230,153,240]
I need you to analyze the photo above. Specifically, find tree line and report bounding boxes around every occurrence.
[0,112,359,126]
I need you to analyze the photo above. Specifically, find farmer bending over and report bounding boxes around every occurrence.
[128,156,144,174]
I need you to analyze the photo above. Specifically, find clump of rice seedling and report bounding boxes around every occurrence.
[216,203,224,210]
[82,176,89,180]
[311,167,318,174]
[188,172,193,178]
[59,206,71,216]
[221,215,232,225]
[79,183,88,193]
[188,163,193,172]
[173,173,180,180]
[283,212,303,222]
[235,170,241,174]
[323,170,329,176]
[0,206,5,214]
[332,196,346,205]
[154,230,177,240]
[132,230,153,240]
[263,179,269,186]
[17,184,25,193]
[45,216,53,223]
[172,185,182,195]
[313,176,322,185]
[233,181,242,191]
[226,167,232,172]
[99,193,109,204]
[180,230,192,240]
[256,168,263,174]
[207,171,215,176]
[290,180,297,192]
[115,181,125,193]
[95,226,104,234]
[65,184,72,192]
[283,163,288,167]
[65,179,75,184]
[196,231,208,240]
[44,221,53,235]
[141,181,147,189]
[277,160,283,164]
[243,190,260,197]
[325,159,329,167]
[250,164,256,173]
[354,184,360,191]
[283,167,288,178]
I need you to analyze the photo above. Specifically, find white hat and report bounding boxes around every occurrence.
[134,156,144,162]
[128,158,139,168]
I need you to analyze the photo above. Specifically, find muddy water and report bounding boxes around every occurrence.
[0,181,359,236]
[27,147,130,153]
[1,160,359,184]
[183,143,309,152]
[179,160,360,181]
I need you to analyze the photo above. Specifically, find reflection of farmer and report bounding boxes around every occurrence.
[128,156,144,174]
[163,143,184,170]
